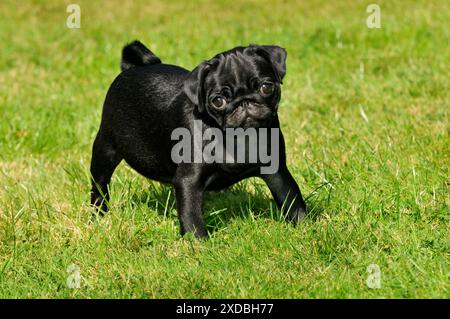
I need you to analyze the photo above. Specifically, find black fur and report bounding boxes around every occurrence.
[121,40,161,71]
[91,41,307,238]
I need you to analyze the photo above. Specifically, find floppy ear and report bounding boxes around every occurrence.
[249,45,287,83]
[183,62,211,113]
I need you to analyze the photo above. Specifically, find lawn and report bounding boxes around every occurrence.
[0,0,448,298]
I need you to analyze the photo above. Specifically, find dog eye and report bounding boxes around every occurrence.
[259,82,275,96]
[211,96,227,108]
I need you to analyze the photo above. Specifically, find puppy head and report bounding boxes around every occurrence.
[184,45,286,129]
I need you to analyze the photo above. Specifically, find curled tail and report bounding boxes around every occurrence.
[121,40,161,71]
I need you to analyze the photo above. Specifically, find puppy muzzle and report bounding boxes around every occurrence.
[228,100,274,128]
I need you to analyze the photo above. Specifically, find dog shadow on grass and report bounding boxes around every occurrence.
[130,179,328,234]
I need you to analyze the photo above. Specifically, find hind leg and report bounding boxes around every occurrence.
[90,133,122,216]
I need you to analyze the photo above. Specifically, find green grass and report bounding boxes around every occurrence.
[0,0,448,298]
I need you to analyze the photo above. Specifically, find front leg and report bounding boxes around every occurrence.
[174,177,207,238]
[261,166,307,223]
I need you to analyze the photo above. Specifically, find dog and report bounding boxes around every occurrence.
[90,40,307,238]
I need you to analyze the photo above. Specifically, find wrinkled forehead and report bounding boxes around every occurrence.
[205,50,274,88]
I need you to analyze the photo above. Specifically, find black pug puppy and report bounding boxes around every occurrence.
[90,40,307,238]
